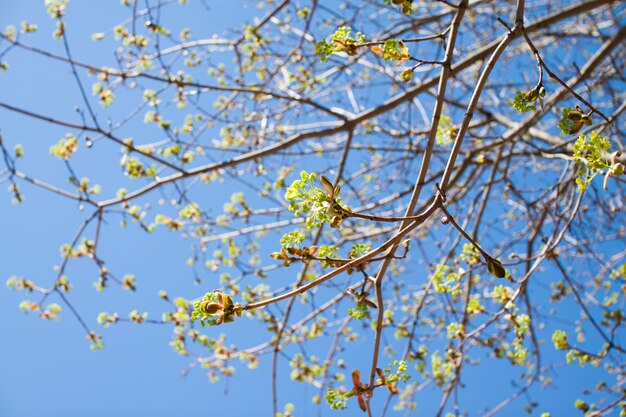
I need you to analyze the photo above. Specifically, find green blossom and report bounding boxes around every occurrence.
[512,85,545,113]
[572,131,611,192]
[315,26,366,62]
[50,134,78,160]
[447,322,464,339]
[284,171,346,229]
[552,330,568,350]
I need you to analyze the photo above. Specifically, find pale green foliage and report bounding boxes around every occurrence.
[92,82,115,107]
[317,245,339,268]
[460,243,480,264]
[433,264,460,296]
[280,230,305,249]
[575,398,589,413]
[315,26,366,62]
[446,322,464,339]
[436,115,457,147]
[97,311,119,328]
[512,85,545,113]
[86,332,104,351]
[7,276,36,292]
[49,133,78,160]
[124,156,156,179]
[565,349,596,367]
[191,291,242,327]
[275,403,295,417]
[349,243,371,258]
[466,297,484,317]
[191,292,220,327]
[45,0,68,18]
[572,131,611,192]
[431,350,455,386]
[384,360,410,384]
[371,39,410,61]
[284,171,345,229]
[552,330,568,350]
[325,387,349,410]
[491,284,512,305]
[2,2,623,416]
[384,0,415,15]
[289,353,323,383]
[348,299,372,320]
[179,202,202,221]
[129,309,148,323]
[558,107,592,135]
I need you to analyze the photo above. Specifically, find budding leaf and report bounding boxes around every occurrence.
[487,258,506,278]
[320,175,335,199]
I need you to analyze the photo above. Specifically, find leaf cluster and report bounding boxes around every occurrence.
[558,106,592,135]
[284,171,346,229]
[371,39,410,62]
[572,131,612,192]
[315,26,365,62]
[512,85,545,113]
[191,291,242,327]
[385,0,415,15]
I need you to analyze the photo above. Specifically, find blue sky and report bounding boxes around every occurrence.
[1,1,623,416]
[0,1,282,416]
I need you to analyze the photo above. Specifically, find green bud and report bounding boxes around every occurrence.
[567,110,583,121]
[487,258,506,278]
[320,175,335,198]
[400,68,414,82]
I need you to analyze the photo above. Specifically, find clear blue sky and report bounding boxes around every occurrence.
[0,1,621,416]
[0,2,283,416]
